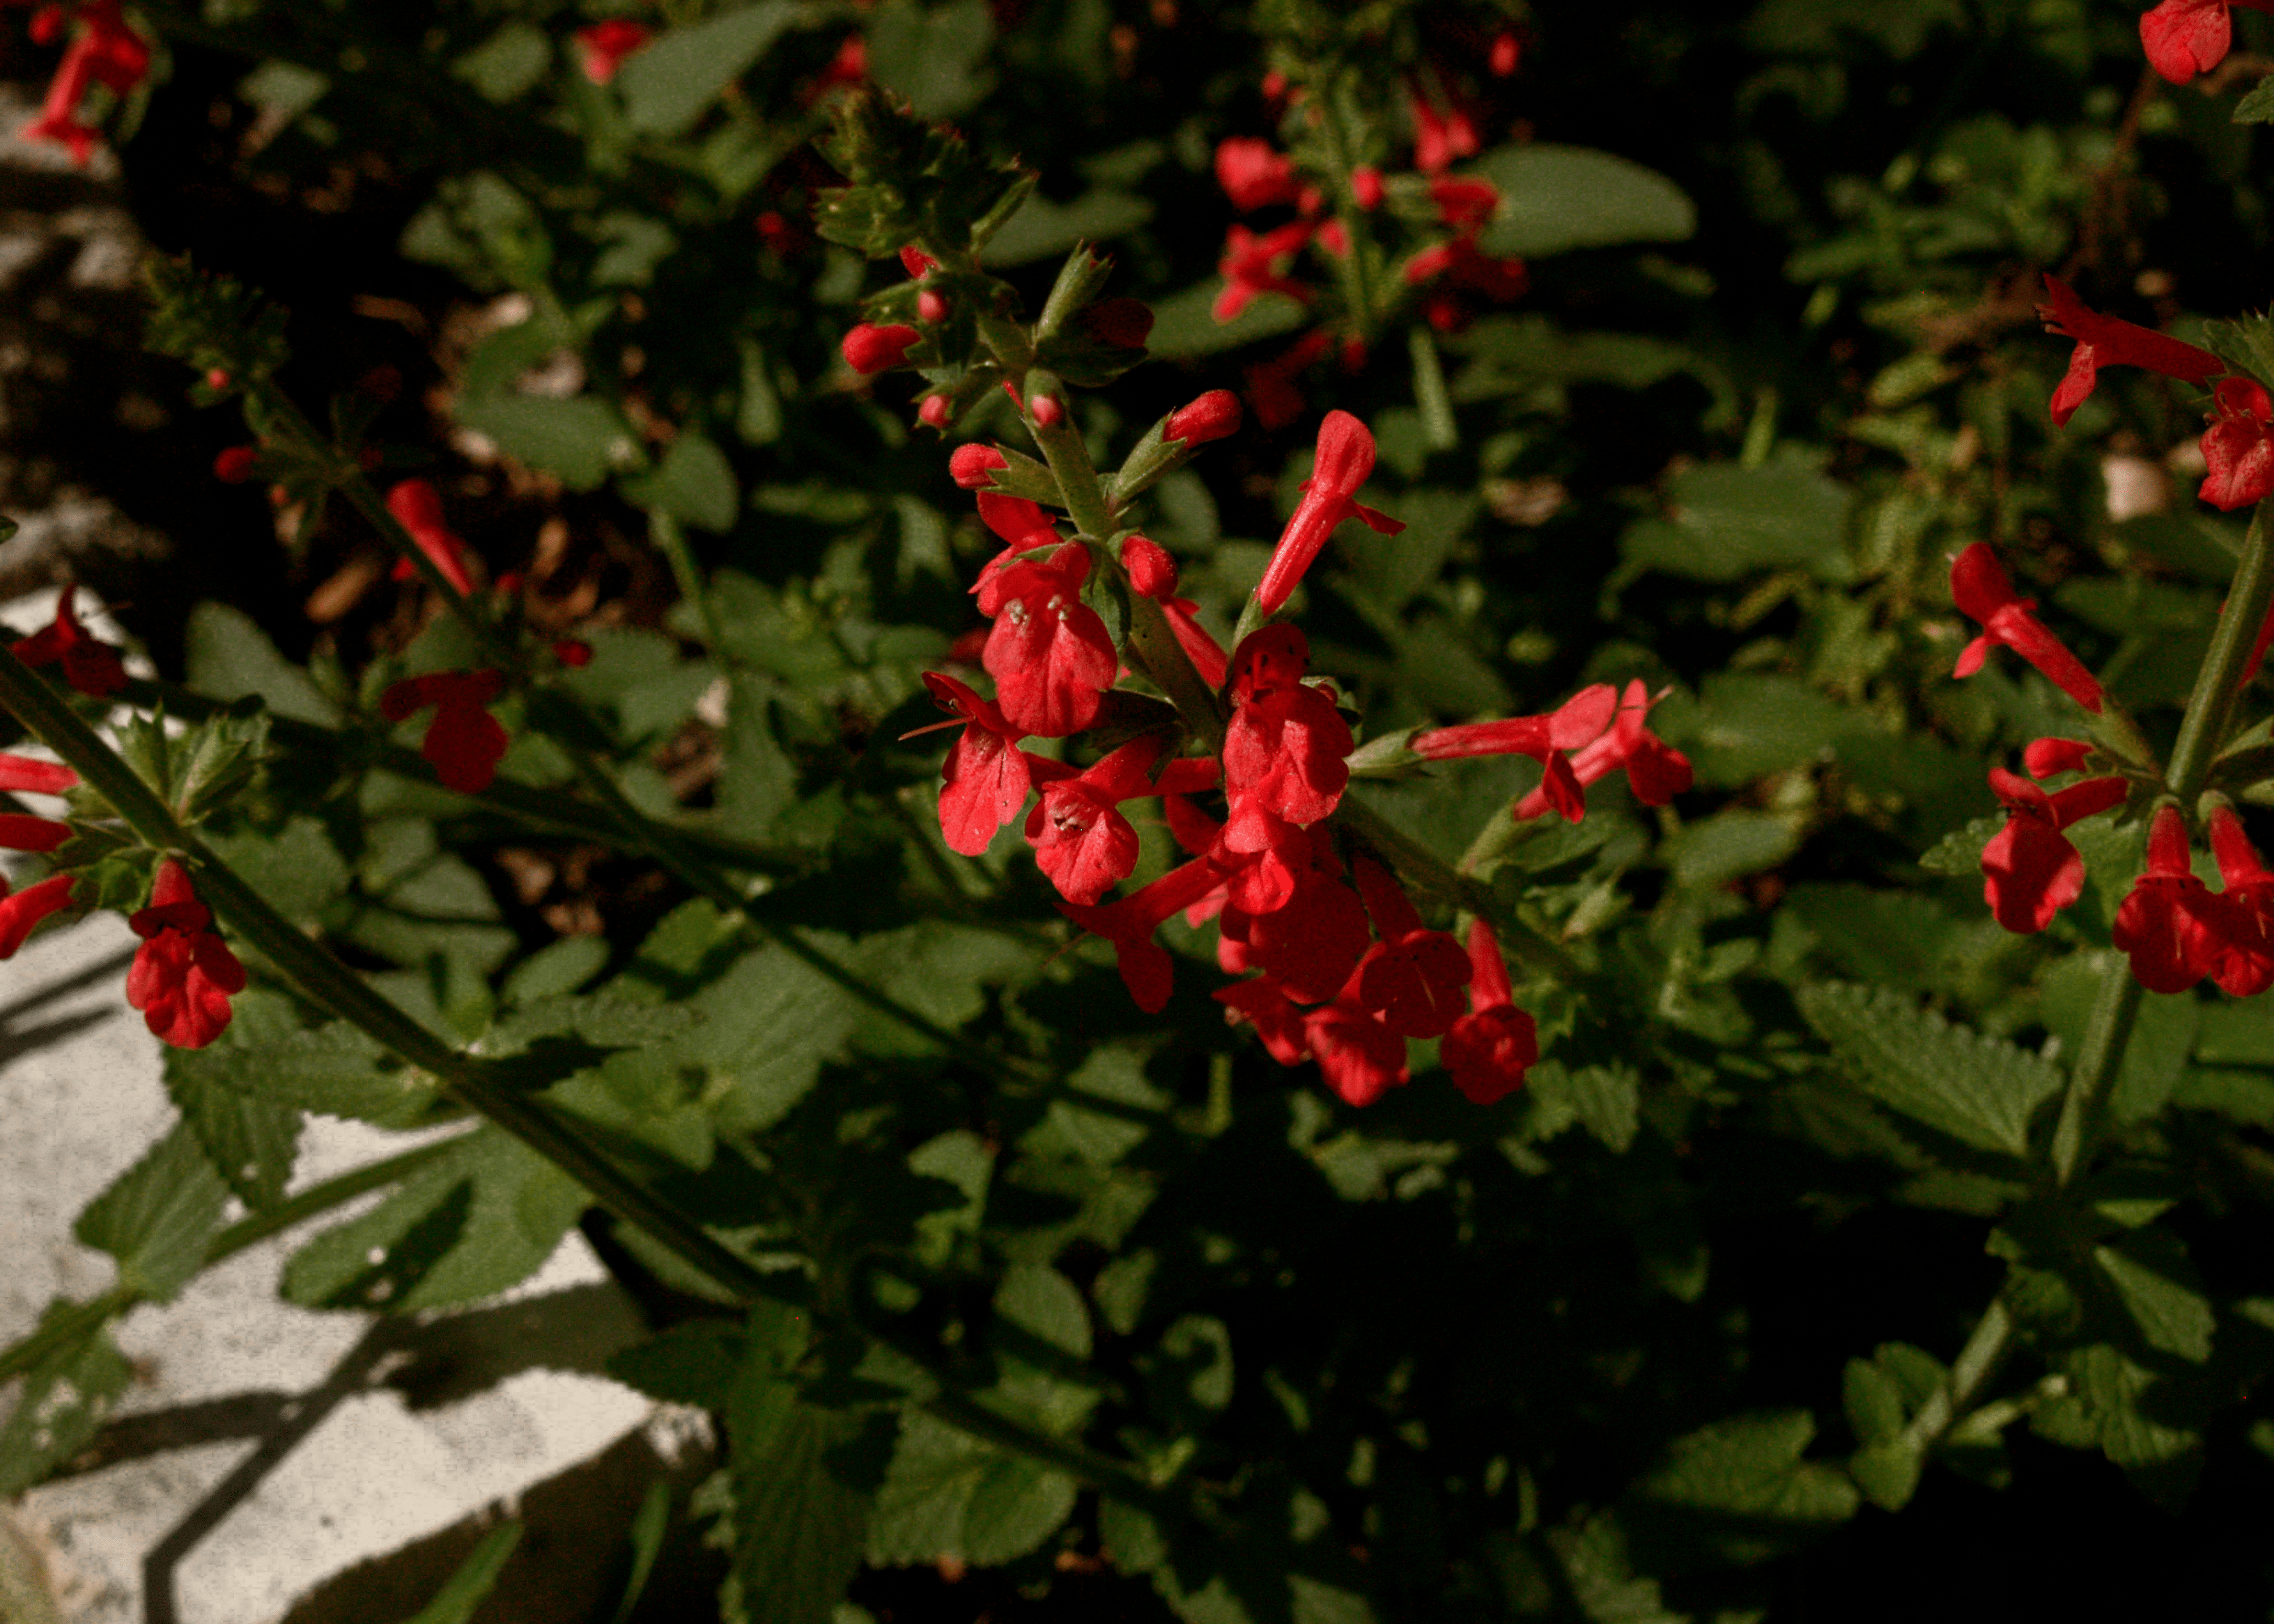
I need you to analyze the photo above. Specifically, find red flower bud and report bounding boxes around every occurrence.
[917,288,950,324]
[212,445,258,484]
[1165,389,1242,447]
[841,323,920,375]
[918,394,952,429]
[900,245,938,279]
[1350,166,1384,210]
[575,20,651,84]
[1029,394,1064,428]
[1489,30,1522,75]
[1120,535,1178,601]
[950,444,1007,489]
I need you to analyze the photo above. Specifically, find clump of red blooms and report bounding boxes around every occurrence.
[915,403,1691,1109]
[10,584,127,697]
[126,858,246,1049]
[1211,65,1527,427]
[4,0,149,165]
[382,669,510,794]
[574,19,651,84]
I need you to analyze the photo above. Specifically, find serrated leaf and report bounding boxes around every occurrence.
[2067,1343,2202,1508]
[2236,75,2274,123]
[1847,1441,1921,1511]
[281,1127,585,1313]
[610,1320,749,1408]
[185,601,340,725]
[454,396,637,490]
[205,816,350,926]
[1918,814,2002,876]
[168,991,439,1129]
[1143,281,1307,358]
[995,1264,1090,1363]
[1474,144,1695,258]
[621,432,740,532]
[1622,449,1854,583]
[73,1122,228,1302]
[1625,1410,1859,1568]
[2094,1231,2215,1363]
[165,1042,300,1210]
[0,1306,132,1495]
[866,1412,1076,1567]
[1798,982,2063,1158]
[722,1366,871,1624]
[617,1,802,134]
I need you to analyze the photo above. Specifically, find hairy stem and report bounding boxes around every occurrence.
[1898,1298,2013,1454]
[2168,502,2274,804]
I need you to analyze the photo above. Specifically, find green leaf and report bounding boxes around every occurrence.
[622,432,740,531]
[451,22,550,103]
[169,991,440,1128]
[454,396,639,491]
[2065,1343,2203,1508]
[2094,1230,2215,1363]
[281,1127,586,1313]
[1660,673,1846,787]
[1624,1410,1859,1568]
[165,1042,301,1211]
[393,1523,522,1624]
[1143,281,1307,358]
[867,0,996,118]
[74,1123,228,1302]
[1474,144,1696,258]
[1918,814,2001,877]
[2236,75,2274,123]
[1525,1061,1641,1153]
[1622,449,1855,583]
[719,673,797,840]
[617,1,803,134]
[0,1306,132,1495]
[205,815,351,927]
[1664,810,1801,888]
[721,1361,872,1624]
[1798,982,2064,1159]
[185,601,339,724]
[610,1320,749,1408]
[995,1264,1091,1362]
[867,1413,1076,1567]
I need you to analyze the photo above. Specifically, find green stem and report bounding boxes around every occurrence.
[2168,502,2274,804]
[1898,1298,2013,1454]
[2048,947,2146,1187]
[1335,793,1584,981]
[0,1138,460,1386]
[1313,72,1382,336]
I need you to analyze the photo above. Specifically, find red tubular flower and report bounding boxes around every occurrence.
[1219,829,1372,1004]
[1215,976,1313,1066]
[1513,680,1692,819]
[0,871,75,957]
[1242,329,1333,432]
[1409,91,1478,176]
[18,1,148,165]
[1023,736,1163,906]
[1083,297,1154,350]
[1350,166,1385,210]
[1255,412,1405,614]
[1490,31,1522,75]
[1440,920,1538,1104]
[575,19,651,84]
[918,394,952,429]
[1413,684,1618,823]
[381,669,509,794]
[1303,992,1409,1106]
[803,31,867,101]
[2023,736,2097,779]
[1215,137,1301,211]
[385,479,479,596]
[2209,805,2274,996]
[1980,766,2128,933]
[1161,598,1229,689]
[915,672,1031,856]
[0,813,70,851]
[1347,853,1471,1039]
[212,445,258,484]
[0,752,75,794]
[11,584,127,697]
[1428,178,1500,230]
[900,246,938,279]
[982,543,1117,738]
[1214,221,1317,323]
[2113,806,2225,993]
[2037,274,2223,427]
[125,860,245,1049]
[842,323,920,375]
[2200,377,2274,511]
[1165,389,1243,447]
[1949,543,2105,713]
[1222,626,1355,828]
[1058,856,1228,1013]
[2140,0,2274,82]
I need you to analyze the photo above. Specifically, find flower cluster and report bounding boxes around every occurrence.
[1210,69,1529,427]
[5,0,149,165]
[917,401,1691,1108]
[10,585,127,697]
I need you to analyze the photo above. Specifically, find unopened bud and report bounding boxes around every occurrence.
[212,445,258,484]
[1489,30,1520,76]
[1030,393,1064,428]
[917,288,950,323]
[1350,166,1384,210]
[950,444,1008,489]
[899,245,938,279]
[1165,389,1242,446]
[841,323,920,375]
[918,394,952,429]
[204,367,231,391]
[1120,534,1178,601]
